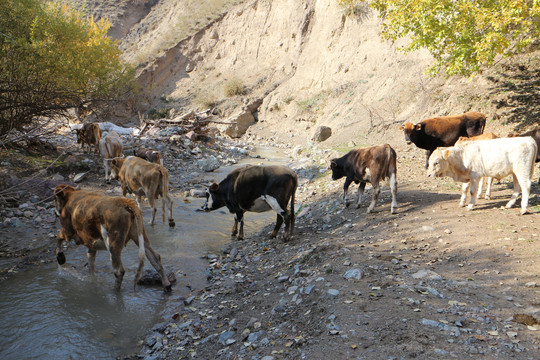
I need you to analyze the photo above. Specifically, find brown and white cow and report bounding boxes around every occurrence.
[330,144,398,214]
[133,147,163,165]
[99,131,123,183]
[53,184,171,292]
[427,137,537,214]
[400,111,486,168]
[455,132,499,199]
[110,156,175,228]
[75,123,102,154]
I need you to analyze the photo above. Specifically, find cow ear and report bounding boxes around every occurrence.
[398,125,404,131]
[210,182,219,192]
[415,123,422,131]
[330,160,337,167]
[442,149,451,160]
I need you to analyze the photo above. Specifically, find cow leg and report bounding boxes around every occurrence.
[355,182,366,209]
[237,212,245,240]
[466,179,479,211]
[505,174,521,210]
[343,178,353,207]
[270,214,284,238]
[165,195,175,228]
[231,217,239,237]
[103,160,110,183]
[143,239,171,292]
[476,177,484,199]
[484,177,493,200]
[425,150,432,169]
[87,249,96,274]
[56,230,67,265]
[109,244,125,291]
[367,183,381,213]
[389,172,398,214]
[459,183,470,207]
[517,175,531,215]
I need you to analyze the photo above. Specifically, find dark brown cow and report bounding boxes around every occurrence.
[54,184,171,292]
[133,147,163,165]
[75,123,102,154]
[399,111,486,168]
[330,144,398,214]
[110,156,175,228]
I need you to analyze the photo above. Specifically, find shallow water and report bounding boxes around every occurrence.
[0,147,288,360]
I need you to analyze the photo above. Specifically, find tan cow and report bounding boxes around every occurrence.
[54,184,171,292]
[455,132,499,199]
[75,123,102,154]
[99,131,123,183]
[110,156,175,228]
[133,147,163,165]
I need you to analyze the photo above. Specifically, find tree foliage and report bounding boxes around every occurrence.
[0,0,136,139]
[339,0,540,76]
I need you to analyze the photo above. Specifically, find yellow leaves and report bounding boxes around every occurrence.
[350,0,540,75]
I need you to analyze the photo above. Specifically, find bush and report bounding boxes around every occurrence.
[224,78,246,97]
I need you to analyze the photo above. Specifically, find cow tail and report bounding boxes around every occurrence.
[131,205,146,290]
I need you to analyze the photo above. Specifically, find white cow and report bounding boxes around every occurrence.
[99,131,123,182]
[428,137,537,214]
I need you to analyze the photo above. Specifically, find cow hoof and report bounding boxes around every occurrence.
[520,210,528,215]
[345,202,351,208]
[168,219,176,228]
[57,252,66,265]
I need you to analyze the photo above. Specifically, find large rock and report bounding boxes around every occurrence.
[197,156,220,172]
[224,110,256,138]
[312,126,332,142]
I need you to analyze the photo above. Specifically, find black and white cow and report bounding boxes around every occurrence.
[202,165,298,241]
[330,144,398,214]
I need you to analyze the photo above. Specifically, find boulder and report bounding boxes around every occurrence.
[224,110,256,138]
[312,126,332,142]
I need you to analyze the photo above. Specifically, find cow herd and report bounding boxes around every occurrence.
[55,113,539,291]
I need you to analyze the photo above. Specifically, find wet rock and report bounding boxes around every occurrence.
[137,270,177,286]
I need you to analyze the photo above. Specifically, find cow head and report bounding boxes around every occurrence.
[202,183,225,211]
[427,148,451,178]
[399,122,416,145]
[53,184,76,216]
[74,128,85,144]
[109,157,126,180]
[329,159,344,180]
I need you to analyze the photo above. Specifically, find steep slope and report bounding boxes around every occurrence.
[132,0,517,148]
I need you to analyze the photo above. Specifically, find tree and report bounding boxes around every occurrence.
[0,0,136,141]
[339,0,540,76]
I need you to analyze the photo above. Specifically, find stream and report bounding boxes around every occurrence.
[0,147,288,360]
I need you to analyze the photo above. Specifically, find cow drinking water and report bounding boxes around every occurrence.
[202,165,298,241]
[330,144,398,214]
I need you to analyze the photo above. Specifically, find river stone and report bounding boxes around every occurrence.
[327,289,339,297]
[189,188,207,197]
[218,331,235,345]
[73,172,88,183]
[344,268,363,280]
[197,156,220,172]
[137,270,177,286]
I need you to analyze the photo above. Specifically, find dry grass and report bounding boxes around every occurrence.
[223,77,246,97]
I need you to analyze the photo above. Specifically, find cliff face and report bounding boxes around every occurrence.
[81,0,519,145]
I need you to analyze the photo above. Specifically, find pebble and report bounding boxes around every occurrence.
[327,289,339,297]
[343,268,363,280]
